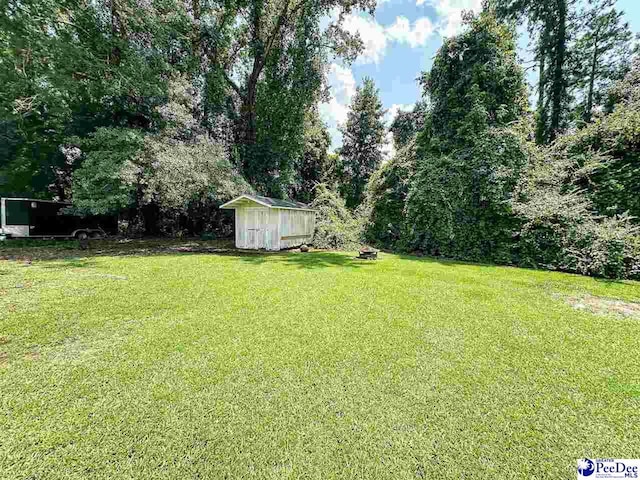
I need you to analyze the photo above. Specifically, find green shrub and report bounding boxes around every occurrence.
[362,140,417,249]
[71,128,146,216]
[514,145,640,279]
[144,137,252,236]
[406,125,529,263]
[70,127,252,237]
[310,184,362,250]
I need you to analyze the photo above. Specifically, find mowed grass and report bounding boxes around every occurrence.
[1,249,640,479]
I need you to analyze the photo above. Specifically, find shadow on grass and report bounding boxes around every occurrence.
[235,251,373,270]
[396,253,488,269]
[1,238,375,271]
[0,238,234,262]
[38,258,98,270]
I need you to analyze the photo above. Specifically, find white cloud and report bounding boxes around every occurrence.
[319,63,357,150]
[340,13,437,65]
[342,14,389,65]
[385,103,415,124]
[418,0,483,38]
[327,63,357,107]
[386,16,435,47]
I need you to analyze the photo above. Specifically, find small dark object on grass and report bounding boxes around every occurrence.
[78,234,89,250]
[300,244,309,253]
[358,247,378,260]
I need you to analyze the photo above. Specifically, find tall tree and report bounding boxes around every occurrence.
[0,0,192,197]
[210,0,374,194]
[490,0,574,143]
[291,108,332,203]
[406,12,529,261]
[338,77,386,209]
[571,0,634,124]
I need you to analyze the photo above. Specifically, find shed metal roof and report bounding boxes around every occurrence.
[220,194,315,211]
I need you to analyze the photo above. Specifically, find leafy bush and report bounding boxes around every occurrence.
[310,184,362,250]
[71,127,251,236]
[71,128,146,216]
[514,145,640,279]
[144,137,252,235]
[362,139,417,249]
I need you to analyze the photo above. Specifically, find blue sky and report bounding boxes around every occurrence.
[320,0,640,154]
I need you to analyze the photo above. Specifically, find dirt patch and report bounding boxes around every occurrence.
[0,351,8,367]
[24,351,40,361]
[567,294,640,319]
[49,337,97,364]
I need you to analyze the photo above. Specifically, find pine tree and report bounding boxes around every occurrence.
[338,77,387,209]
[490,0,574,143]
[291,108,332,203]
[571,0,634,124]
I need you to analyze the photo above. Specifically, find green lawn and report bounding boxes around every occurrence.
[1,246,640,479]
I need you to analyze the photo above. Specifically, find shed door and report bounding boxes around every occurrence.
[247,209,268,249]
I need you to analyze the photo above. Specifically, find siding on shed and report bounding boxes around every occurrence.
[278,209,315,250]
[223,195,316,250]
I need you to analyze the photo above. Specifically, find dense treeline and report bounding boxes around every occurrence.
[0,0,369,234]
[360,11,640,279]
[1,0,638,278]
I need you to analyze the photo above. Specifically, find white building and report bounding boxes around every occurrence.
[220,195,316,251]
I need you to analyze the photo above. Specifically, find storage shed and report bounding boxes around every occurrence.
[220,195,316,251]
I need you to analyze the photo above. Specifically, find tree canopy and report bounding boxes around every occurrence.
[338,77,387,209]
[2,0,639,278]
[405,13,529,261]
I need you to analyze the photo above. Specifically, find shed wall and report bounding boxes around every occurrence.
[232,203,315,251]
[278,209,315,249]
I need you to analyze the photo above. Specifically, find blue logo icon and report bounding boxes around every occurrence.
[578,459,595,477]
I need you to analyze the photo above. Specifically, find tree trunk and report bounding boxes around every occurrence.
[535,31,548,145]
[233,0,294,186]
[548,0,567,142]
[584,32,600,124]
[241,76,258,146]
[192,0,201,57]
[109,0,122,65]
